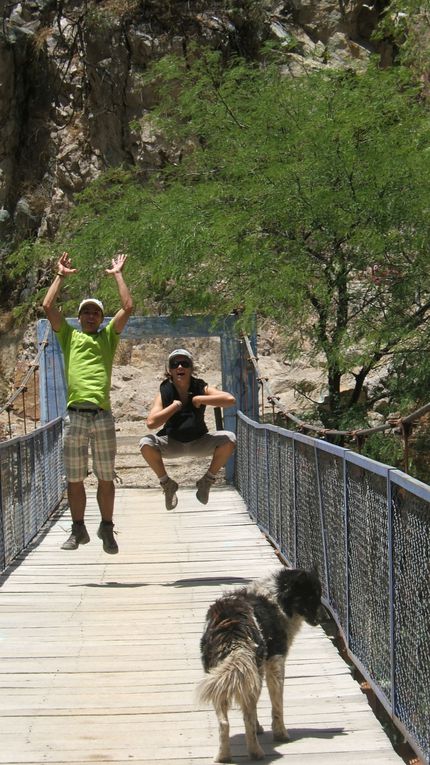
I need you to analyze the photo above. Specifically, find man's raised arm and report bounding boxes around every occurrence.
[106,253,133,333]
[42,252,77,332]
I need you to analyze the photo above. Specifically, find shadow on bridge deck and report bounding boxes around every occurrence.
[0,486,403,765]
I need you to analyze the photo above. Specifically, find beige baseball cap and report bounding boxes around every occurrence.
[78,298,104,316]
[168,348,193,362]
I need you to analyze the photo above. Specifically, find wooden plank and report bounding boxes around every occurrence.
[0,487,404,764]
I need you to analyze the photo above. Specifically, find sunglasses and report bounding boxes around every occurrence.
[169,358,192,369]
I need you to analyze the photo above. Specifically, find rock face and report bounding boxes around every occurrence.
[0,0,386,258]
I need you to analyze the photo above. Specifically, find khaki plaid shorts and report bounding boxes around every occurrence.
[63,409,116,482]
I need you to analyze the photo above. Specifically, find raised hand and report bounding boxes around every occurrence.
[57,251,77,276]
[106,252,128,275]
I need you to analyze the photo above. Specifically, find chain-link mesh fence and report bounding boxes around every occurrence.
[235,411,430,765]
[347,456,391,699]
[0,419,64,572]
[392,475,430,762]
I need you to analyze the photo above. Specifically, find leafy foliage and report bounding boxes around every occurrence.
[12,48,430,428]
[375,0,430,81]
[85,0,141,28]
[362,431,404,469]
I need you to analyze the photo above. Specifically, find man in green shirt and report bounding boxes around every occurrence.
[43,251,133,554]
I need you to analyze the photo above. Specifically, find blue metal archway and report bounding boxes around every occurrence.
[37,314,258,481]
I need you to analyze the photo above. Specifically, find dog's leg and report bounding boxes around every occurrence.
[265,655,290,742]
[214,701,231,763]
[241,700,265,760]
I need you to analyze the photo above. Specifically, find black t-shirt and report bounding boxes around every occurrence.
[157,377,209,442]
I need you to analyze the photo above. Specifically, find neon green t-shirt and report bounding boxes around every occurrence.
[56,318,120,410]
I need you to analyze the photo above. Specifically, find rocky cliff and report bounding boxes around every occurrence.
[0,0,389,263]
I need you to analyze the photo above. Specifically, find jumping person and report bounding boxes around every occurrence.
[139,348,236,510]
[42,251,133,553]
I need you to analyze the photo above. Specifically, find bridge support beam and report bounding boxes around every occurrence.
[37,314,258,482]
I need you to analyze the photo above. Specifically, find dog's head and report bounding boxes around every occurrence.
[276,567,322,626]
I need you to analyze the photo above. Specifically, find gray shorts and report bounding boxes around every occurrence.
[139,430,236,458]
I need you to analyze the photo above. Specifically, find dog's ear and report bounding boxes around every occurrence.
[293,567,322,591]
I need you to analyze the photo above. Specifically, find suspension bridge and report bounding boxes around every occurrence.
[0,315,429,765]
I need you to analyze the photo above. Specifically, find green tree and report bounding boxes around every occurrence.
[375,0,430,84]
[21,52,430,427]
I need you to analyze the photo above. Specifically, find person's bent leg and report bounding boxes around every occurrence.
[208,439,236,475]
[141,443,169,479]
[139,436,180,510]
[140,444,178,510]
[141,442,178,510]
[196,434,236,505]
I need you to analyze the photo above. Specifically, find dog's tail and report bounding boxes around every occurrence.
[197,643,262,709]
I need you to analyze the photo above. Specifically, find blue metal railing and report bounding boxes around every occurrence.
[235,411,430,765]
[0,418,64,572]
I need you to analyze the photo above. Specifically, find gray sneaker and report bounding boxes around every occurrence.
[97,521,119,554]
[196,475,215,505]
[61,522,90,550]
[162,477,179,510]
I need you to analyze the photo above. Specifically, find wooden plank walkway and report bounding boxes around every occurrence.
[0,486,404,765]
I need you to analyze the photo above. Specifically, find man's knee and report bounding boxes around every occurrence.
[68,480,85,491]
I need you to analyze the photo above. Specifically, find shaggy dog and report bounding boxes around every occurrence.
[198,567,322,762]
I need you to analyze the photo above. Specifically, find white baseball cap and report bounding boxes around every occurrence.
[78,298,104,316]
[168,348,193,362]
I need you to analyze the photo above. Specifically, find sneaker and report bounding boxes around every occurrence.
[97,521,119,554]
[61,522,90,550]
[196,474,215,505]
[162,477,179,510]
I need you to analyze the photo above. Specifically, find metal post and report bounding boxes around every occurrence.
[343,454,350,646]
[387,471,396,716]
[292,437,298,567]
[33,366,38,428]
[7,407,12,438]
[315,443,330,595]
[21,389,27,435]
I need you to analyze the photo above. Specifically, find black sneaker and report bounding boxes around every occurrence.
[61,522,90,550]
[97,521,119,554]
